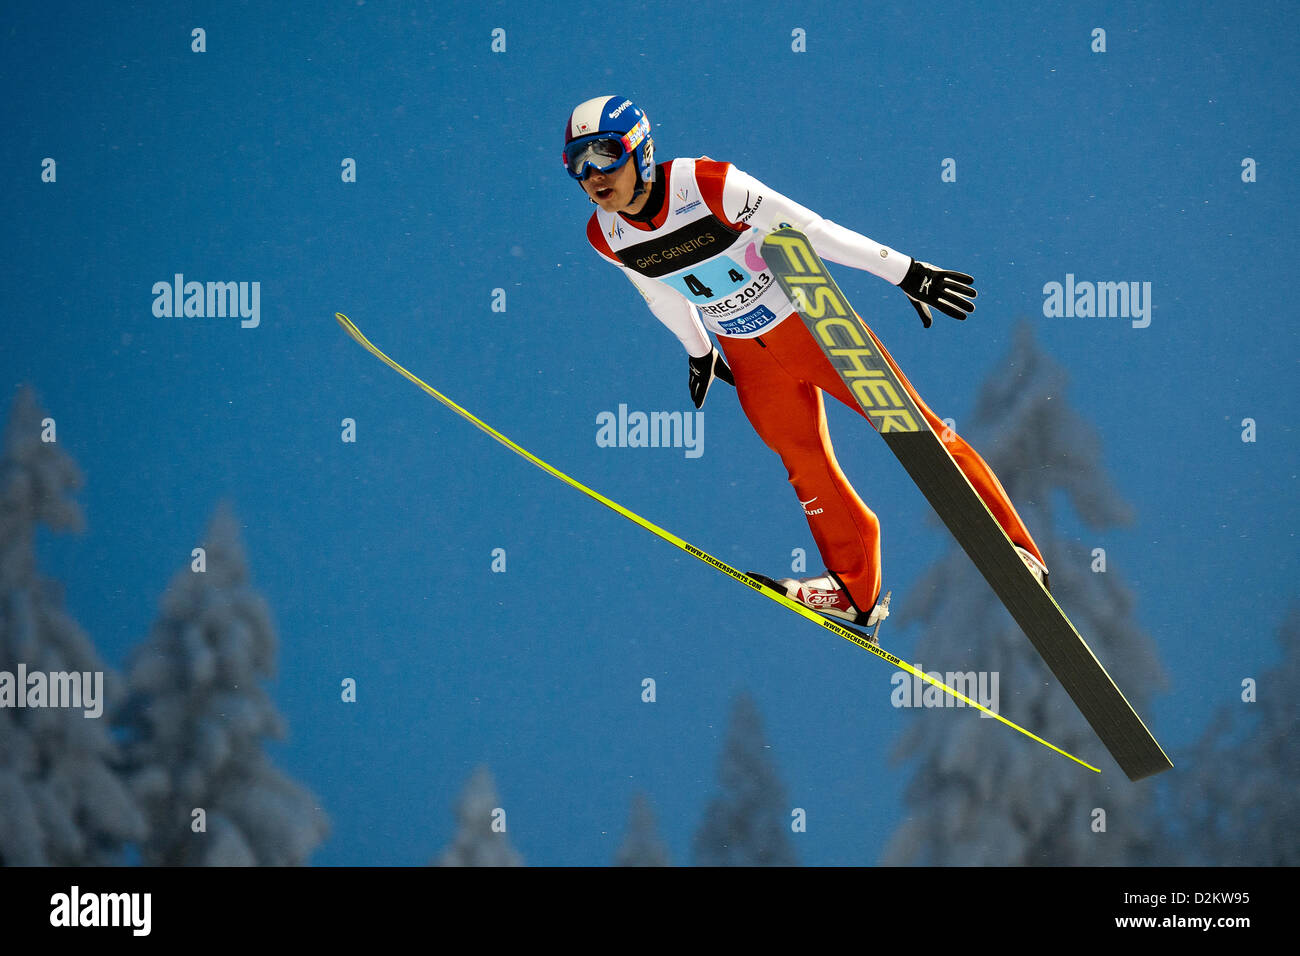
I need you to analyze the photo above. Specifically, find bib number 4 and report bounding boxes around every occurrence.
[683,267,744,299]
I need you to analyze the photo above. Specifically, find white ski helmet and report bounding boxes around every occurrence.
[562,95,655,194]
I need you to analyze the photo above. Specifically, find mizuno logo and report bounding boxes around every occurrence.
[799,496,818,506]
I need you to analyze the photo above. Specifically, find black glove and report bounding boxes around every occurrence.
[898,259,977,328]
[688,347,735,409]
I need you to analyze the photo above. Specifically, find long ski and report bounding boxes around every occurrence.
[334,311,1100,775]
[759,228,1172,781]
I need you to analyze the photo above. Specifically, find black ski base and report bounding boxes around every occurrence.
[759,226,1173,781]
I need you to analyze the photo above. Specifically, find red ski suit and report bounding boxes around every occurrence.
[586,157,1043,611]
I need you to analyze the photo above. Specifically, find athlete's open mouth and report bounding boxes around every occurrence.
[595,187,613,200]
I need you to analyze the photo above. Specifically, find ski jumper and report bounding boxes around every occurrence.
[585,157,1044,610]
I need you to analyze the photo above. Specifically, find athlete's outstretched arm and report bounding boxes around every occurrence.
[711,164,911,281]
[621,268,713,357]
[620,268,734,407]
[712,163,977,326]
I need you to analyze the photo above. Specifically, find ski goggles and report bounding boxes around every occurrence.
[562,114,650,180]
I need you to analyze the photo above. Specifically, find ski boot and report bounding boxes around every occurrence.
[1015,546,1050,593]
[747,570,891,642]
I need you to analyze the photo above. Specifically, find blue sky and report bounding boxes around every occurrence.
[2,0,1296,864]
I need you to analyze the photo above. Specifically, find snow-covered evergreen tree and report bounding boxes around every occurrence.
[614,792,670,866]
[116,503,328,865]
[1175,608,1298,866]
[692,691,798,866]
[435,765,523,866]
[0,385,145,865]
[881,325,1168,865]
